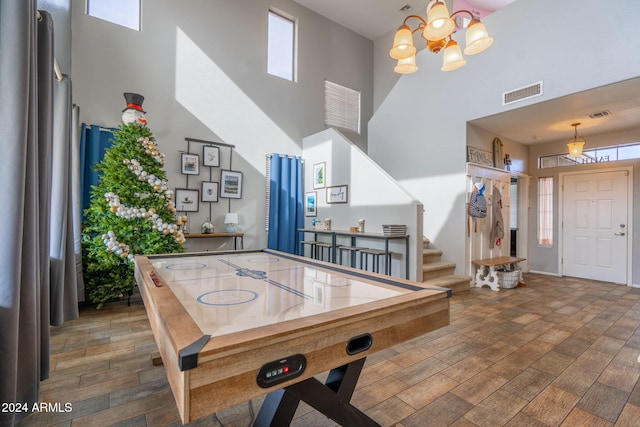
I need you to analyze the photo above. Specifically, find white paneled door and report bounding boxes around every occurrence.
[562,170,629,284]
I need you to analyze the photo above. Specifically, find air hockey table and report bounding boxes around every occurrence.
[134,249,451,425]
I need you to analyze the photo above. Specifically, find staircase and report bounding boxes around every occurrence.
[422,237,472,294]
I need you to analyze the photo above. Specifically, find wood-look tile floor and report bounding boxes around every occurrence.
[17,274,640,427]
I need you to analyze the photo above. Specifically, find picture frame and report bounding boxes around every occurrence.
[202,145,220,167]
[305,191,317,217]
[313,162,326,189]
[326,185,348,204]
[201,181,219,202]
[174,188,199,212]
[220,170,243,199]
[181,153,200,175]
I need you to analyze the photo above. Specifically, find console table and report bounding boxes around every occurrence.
[297,228,409,279]
[184,232,244,250]
[472,256,525,291]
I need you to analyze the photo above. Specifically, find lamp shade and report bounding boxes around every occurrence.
[389,25,416,60]
[394,55,418,74]
[441,39,466,71]
[567,141,585,157]
[464,20,494,55]
[224,213,238,224]
[424,1,455,41]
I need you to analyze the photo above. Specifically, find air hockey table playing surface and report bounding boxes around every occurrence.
[134,249,450,424]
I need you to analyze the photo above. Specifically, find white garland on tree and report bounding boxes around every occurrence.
[100,138,185,259]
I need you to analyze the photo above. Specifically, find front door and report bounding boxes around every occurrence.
[562,170,629,284]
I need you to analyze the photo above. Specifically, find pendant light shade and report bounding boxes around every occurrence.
[394,55,418,74]
[424,1,455,41]
[441,39,466,71]
[464,20,494,55]
[567,123,586,158]
[567,141,585,158]
[390,25,416,60]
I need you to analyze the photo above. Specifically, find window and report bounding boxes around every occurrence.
[324,80,361,135]
[267,10,296,81]
[87,0,140,31]
[537,177,553,246]
[539,141,640,168]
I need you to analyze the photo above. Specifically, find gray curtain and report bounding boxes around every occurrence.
[71,106,86,302]
[0,3,53,426]
[50,76,80,324]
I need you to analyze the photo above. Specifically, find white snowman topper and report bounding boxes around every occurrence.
[121,92,147,125]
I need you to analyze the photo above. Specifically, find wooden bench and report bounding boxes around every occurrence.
[472,256,526,291]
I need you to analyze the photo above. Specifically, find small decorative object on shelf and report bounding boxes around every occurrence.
[358,219,365,232]
[224,213,238,233]
[201,221,214,234]
[382,225,407,236]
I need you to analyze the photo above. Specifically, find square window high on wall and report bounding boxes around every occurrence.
[267,10,296,81]
[87,0,141,31]
[324,80,361,135]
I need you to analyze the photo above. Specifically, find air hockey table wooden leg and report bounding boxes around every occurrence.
[253,357,379,427]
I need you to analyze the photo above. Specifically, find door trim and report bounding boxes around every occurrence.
[558,166,633,285]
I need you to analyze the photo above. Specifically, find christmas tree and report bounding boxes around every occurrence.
[82,93,185,307]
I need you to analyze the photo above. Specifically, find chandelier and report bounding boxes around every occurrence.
[390,0,494,73]
[567,123,586,158]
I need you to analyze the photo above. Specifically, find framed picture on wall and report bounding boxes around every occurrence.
[313,162,326,189]
[202,145,220,167]
[201,181,219,202]
[220,170,243,199]
[305,191,317,217]
[175,188,199,212]
[326,185,348,204]
[181,153,200,175]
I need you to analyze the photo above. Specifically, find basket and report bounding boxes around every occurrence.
[497,269,520,289]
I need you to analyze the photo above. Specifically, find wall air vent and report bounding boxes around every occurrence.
[502,81,543,105]
[586,110,612,119]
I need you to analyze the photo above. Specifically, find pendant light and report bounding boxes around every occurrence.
[567,123,586,158]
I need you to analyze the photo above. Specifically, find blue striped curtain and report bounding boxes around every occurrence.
[80,124,114,213]
[267,154,303,253]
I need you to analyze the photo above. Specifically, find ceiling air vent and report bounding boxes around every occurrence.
[586,110,612,119]
[502,81,543,105]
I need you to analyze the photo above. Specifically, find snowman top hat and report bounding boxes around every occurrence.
[122,92,146,113]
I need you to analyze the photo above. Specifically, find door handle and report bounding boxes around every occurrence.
[614,232,626,236]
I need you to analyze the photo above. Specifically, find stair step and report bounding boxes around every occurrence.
[423,274,472,294]
[423,248,442,263]
[422,261,456,280]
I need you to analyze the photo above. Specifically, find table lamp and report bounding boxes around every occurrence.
[224,213,238,233]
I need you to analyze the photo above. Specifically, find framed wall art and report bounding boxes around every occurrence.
[305,191,317,217]
[201,181,219,202]
[220,170,243,199]
[175,188,199,212]
[181,153,200,175]
[313,162,326,189]
[326,185,348,204]
[202,145,220,167]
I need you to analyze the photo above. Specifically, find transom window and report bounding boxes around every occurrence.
[539,142,640,168]
[86,0,141,31]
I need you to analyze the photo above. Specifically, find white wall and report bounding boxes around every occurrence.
[302,129,424,280]
[369,0,640,281]
[70,0,373,250]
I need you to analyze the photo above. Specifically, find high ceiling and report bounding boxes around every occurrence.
[293,0,640,145]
